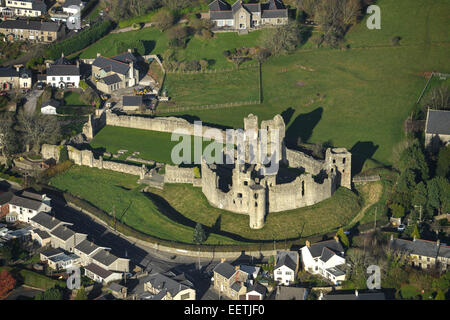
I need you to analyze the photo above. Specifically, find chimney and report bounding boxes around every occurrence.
[76,60,79,67]
[221,258,226,263]
[128,48,132,53]
[97,53,101,57]
[334,235,339,242]
[52,216,55,221]
[61,52,64,58]
[355,289,358,297]
[235,265,240,271]
[413,235,416,242]
[437,239,440,247]
[305,240,310,248]
[390,234,394,241]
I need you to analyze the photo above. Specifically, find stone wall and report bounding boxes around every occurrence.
[41,144,60,162]
[164,165,194,184]
[285,149,325,175]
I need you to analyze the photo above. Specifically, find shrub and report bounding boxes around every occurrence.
[58,146,69,163]
[44,160,73,179]
[389,203,405,218]
[193,166,201,178]
[152,8,175,31]
[391,36,401,46]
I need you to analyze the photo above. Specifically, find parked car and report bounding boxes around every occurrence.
[36,82,45,90]
[397,224,406,232]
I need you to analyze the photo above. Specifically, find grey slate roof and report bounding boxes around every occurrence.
[247,282,267,296]
[0,67,31,78]
[319,247,337,263]
[390,238,440,258]
[0,191,14,205]
[31,1,47,12]
[123,95,142,106]
[33,229,51,239]
[42,99,61,108]
[19,191,44,201]
[93,56,130,75]
[209,0,287,19]
[145,273,191,297]
[213,262,237,279]
[323,290,386,300]
[47,65,80,76]
[9,195,43,211]
[85,263,113,279]
[74,239,100,255]
[41,247,64,258]
[438,245,450,259]
[92,249,118,267]
[230,281,242,292]
[108,282,125,292]
[62,0,85,8]
[274,286,307,300]
[30,212,62,231]
[209,0,231,11]
[307,239,344,258]
[111,52,137,64]
[425,109,450,135]
[50,225,75,241]
[0,19,60,32]
[275,251,298,271]
[101,74,122,85]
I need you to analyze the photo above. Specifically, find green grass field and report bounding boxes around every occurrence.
[49,166,361,243]
[63,91,86,106]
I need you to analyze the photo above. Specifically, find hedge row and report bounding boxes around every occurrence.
[45,20,114,60]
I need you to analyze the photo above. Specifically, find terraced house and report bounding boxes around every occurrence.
[0,19,65,42]
[209,0,288,31]
[0,65,32,90]
[1,0,47,17]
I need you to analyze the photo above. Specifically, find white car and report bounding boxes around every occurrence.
[397,224,406,232]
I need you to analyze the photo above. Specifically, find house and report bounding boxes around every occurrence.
[50,0,84,27]
[213,260,249,300]
[0,19,65,43]
[122,95,143,112]
[208,0,288,31]
[40,247,80,270]
[319,289,386,300]
[0,191,14,219]
[273,286,308,300]
[3,0,47,17]
[91,50,139,94]
[0,66,32,91]
[424,109,450,151]
[107,282,127,299]
[239,265,261,280]
[50,224,87,252]
[41,99,61,115]
[84,262,123,285]
[73,239,107,266]
[300,237,347,285]
[245,282,267,300]
[6,191,52,223]
[389,235,450,271]
[91,248,130,273]
[273,251,299,285]
[31,228,51,246]
[46,53,81,88]
[30,211,66,233]
[143,272,196,300]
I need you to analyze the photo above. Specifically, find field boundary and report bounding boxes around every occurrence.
[156,100,260,114]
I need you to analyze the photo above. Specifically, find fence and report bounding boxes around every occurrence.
[352,175,381,183]
[155,100,260,114]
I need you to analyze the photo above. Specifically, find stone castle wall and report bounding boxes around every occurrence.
[164,165,194,184]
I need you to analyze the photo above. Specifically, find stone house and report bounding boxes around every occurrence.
[273,286,308,300]
[73,239,107,266]
[0,191,14,219]
[91,248,130,273]
[213,261,249,300]
[91,50,139,94]
[6,191,52,223]
[31,228,51,246]
[300,237,347,285]
[50,224,87,252]
[46,53,81,88]
[390,236,450,271]
[0,19,65,43]
[2,0,47,17]
[273,251,299,285]
[30,211,66,233]
[245,282,267,300]
[143,272,196,300]
[0,66,32,91]
[40,247,80,270]
[424,109,450,152]
[209,0,288,31]
[107,282,127,299]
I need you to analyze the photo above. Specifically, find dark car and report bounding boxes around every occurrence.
[36,82,45,90]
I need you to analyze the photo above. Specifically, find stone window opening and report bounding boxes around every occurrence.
[301,181,305,196]
[244,181,248,186]
[255,202,258,207]
[343,158,346,164]
[254,193,258,199]
[237,193,242,198]
[333,159,336,164]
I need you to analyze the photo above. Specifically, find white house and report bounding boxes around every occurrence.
[300,237,347,285]
[84,262,123,285]
[41,99,60,115]
[273,251,299,285]
[6,191,51,223]
[4,0,47,17]
[46,53,80,88]
[245,282,267,300]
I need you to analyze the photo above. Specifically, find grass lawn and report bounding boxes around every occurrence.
[90,126,232,165]
[49,166,240,244]
[163,66,260,107]
[63,91,86,106]
[49,166,361,243]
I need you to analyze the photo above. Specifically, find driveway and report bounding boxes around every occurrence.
[23,89,43,115]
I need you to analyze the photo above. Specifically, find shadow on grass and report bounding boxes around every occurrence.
[285,107,323,149]
[350,141,379,176]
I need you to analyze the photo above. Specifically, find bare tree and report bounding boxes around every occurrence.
[16,111,61,153]
[0,113,18,161]
[260,22,302,55]
[423,84,450,110]
[340,0,362,26]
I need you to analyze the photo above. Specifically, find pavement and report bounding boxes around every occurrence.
[23,89,43,115]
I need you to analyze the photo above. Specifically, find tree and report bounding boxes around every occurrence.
[427,177,450,216]
[336,227,349,249]
[422,84,450,111]
[436,146,450,179]
[0,113,19,160]
[0,269,16,298]
[314,0,346,48]
[435,289,445,300]
[193,166,201,178]
[399,141,429,181]
[193,222,206,244]
[199,59,208,71]
[260,22,302,55]
[411,224,420,239]
[389,203,405,219]
[58,145,69,163]
[340,0,362,25]
[152,9,175,31]
[74,286,88,300]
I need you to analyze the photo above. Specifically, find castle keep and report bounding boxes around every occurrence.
[201,114,351,229]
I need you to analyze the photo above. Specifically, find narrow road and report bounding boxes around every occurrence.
[23,89,43,115]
